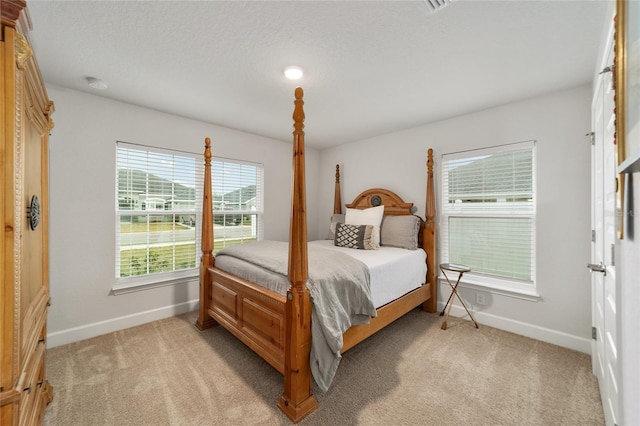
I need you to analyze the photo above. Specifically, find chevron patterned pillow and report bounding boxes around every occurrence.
[334,223,377,250]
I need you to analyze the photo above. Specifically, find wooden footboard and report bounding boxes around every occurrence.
[208,268,287,373]
[206,270,432,373]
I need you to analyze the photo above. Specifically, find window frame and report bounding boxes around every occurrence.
[113,142,263,294]
[440,141,539,300]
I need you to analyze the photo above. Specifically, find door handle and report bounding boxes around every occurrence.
[587,262,606,275]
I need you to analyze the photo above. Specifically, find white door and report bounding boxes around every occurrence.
[590,35,620,426]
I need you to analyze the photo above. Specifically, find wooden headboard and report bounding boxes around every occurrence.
[346,188,414,215]
[346,188,426,250]
[331,148,436,262]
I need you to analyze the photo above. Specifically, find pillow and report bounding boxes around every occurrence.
[327,214,345,240]
[345,205,384,247]
[334,223,377,250]
[380,215,420,250]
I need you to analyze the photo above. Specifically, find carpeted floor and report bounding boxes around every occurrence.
[43,309,604,425]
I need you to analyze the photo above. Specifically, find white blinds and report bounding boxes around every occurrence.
[212,159,263,213]
[441,141,535,282]
[116,142,203,278]
[116,142,264,280]
[211,159,264,252]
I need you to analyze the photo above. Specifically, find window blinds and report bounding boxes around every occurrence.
[441,141,535,282]
[116,142,203,278]
[212,159,264,252]
[116,142,264,280]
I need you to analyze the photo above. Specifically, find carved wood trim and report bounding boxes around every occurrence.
[346,188,414,215]
[12,59,25,385]
[197,138,215,331]
[424,148,437,313]
[0,0,26,27]
[333,165,342,214]
[14,31,32,70]
[280,87,318,423]
[45,101,55,132]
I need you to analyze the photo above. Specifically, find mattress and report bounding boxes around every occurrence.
[214,239,427,309]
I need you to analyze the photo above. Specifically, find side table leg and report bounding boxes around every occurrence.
[454,292,480,329]
[440,291,455,316]
[441,287,456,330]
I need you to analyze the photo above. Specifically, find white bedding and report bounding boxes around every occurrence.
[215,240,428,309]
[308,240,427,308]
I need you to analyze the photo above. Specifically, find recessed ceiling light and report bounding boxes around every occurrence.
[86,76,108,90]
[284,66,303,80]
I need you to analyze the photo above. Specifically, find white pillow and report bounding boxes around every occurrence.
[327,214,345,240]
[345,205,384,248]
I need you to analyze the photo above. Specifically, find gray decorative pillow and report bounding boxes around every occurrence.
[380,215,420,250]
[327,214,345,240]
[334,223,377,250]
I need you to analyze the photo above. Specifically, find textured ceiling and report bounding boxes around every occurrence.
[26,0,609,149]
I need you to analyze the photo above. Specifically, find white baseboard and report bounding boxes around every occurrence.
[438,302,592,355]
[46,298,590,354]
[46,299,199,348]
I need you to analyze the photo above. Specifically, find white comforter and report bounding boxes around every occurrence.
[309,240,427,308]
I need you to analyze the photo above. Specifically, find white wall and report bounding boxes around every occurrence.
[46,85,320,347]
[318,85,593,352]
[46,83,594,354]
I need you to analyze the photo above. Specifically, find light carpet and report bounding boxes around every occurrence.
[43,309,604,425]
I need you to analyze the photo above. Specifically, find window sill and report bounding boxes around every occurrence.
[111,270,198,295]
[438,273,541,302]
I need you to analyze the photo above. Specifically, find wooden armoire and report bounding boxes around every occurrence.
[1,0,55,424]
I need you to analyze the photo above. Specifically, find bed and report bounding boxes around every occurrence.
[196,87,437,422]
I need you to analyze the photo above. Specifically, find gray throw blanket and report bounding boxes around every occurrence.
[216,240,377,391]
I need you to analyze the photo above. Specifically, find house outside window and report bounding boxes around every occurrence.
[212,159,264,252]
[115,141,263,293]
[440,141,537,296]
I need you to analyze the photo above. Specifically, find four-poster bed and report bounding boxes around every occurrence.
[196,87,437,422]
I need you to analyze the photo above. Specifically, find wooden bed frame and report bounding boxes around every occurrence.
[196,87,437,422]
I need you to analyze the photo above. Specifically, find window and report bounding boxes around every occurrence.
[212,159,263,252]
[115,142,263,292]
[440,141,536,296]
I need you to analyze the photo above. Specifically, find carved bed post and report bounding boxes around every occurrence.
[196,137,217,330]
[278,88,318,422]
[424,148,438,313]
[333,165,342,214]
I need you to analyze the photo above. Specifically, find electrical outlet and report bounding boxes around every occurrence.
[476,292,486,305]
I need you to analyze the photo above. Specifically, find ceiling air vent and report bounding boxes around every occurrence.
[423,0,454,14]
